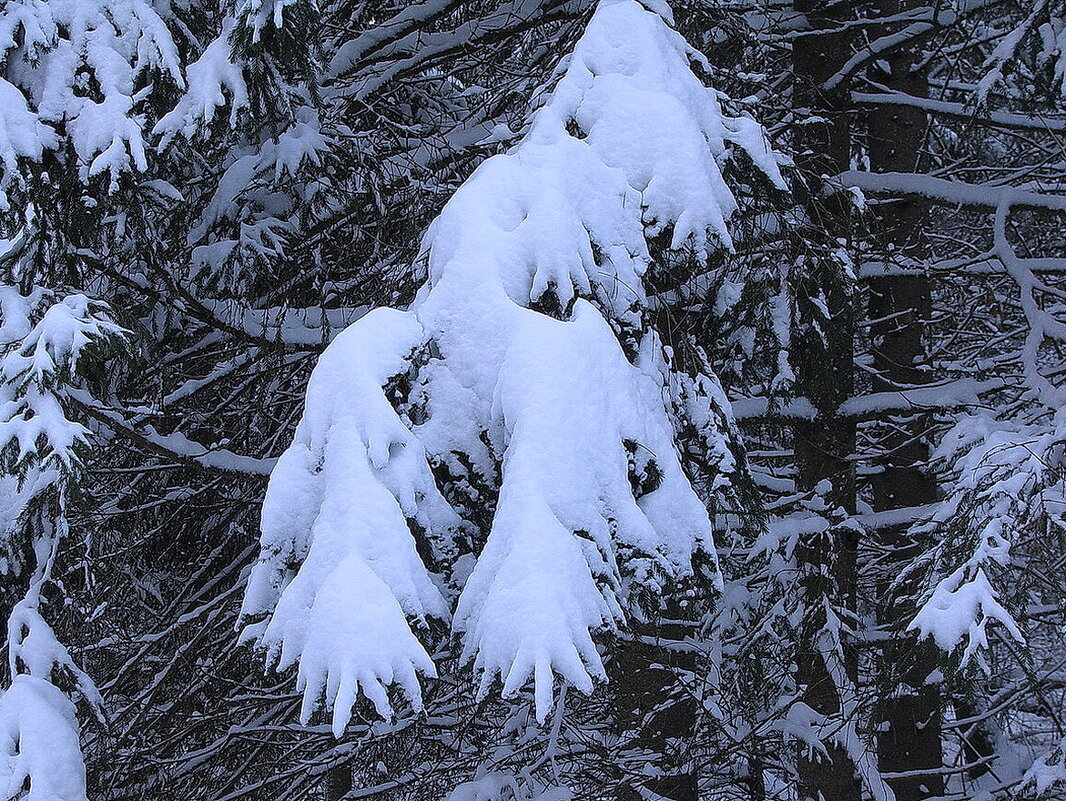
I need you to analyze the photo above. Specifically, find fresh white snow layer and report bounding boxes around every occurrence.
[244,0,781,729]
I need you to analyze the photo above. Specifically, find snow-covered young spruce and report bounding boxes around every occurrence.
[0,288,121,801]
[240,0,785,735]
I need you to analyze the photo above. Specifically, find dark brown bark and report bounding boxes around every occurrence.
[610,612,700,801]
[324,765,352,801]
[790,3,861,800]
[864,2,945,797]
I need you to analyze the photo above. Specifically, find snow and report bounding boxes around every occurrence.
[154,18,248,144]
[0,78,54,210]
[441,773,572,801]
[909,409,1066,662]
[0,594,93,801]
[0,0,184,190]
[1023,737,1066,798]
[242,309,457,733]
[977,1,1040,101]
[68,389,278,475]
[6,598,102,714]
[0,285,118,801]
[239,0,300,43]
[0,289,123,469]
[0,475,35,574]
[182,107,330,285]
[1038,16,1066,96]
[0,676,87,801]
[532,0,785,253]
[909,567,1022,660]
[852,90,1066,132]
[822,8,949,91]
[245,0,780,729]
[837,170,1066,213]
[778,701,829,756]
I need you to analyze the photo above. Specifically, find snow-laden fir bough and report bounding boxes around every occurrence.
[0,289,122,801]
[0,0,184,206]
[240,0,785,736]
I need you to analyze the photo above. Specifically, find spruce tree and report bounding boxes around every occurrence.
[240,1,784,795]
[0,289,123,801]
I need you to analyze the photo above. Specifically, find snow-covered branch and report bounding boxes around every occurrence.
[243,0,781,731]
[68,390,275,476]
[852,90,1066,132]
[837,170,1066,212]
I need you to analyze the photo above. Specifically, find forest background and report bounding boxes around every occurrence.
[1,1,1065,800]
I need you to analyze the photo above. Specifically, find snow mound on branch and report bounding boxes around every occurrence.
[415,0,748,720]
[246,0,779,729]
[0,675,87,801]
[186,106,328,249]
[909,567,1020,659]
[0,79,55,210]
[0,544,104,801]
[1023,737,1066,799]
[0,288,123,470]
[439,301,712,719]
[154,18,248,145]
[908,411,1064,663]
[242,308,457,734]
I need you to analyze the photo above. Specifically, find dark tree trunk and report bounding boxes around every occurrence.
[324,765,352,801]
[952,695,996,781]
[790,3,861,800]
[610,610,700,801]
[864,2,945,797]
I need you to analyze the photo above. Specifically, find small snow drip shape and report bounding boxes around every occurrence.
[242,0,782,731]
